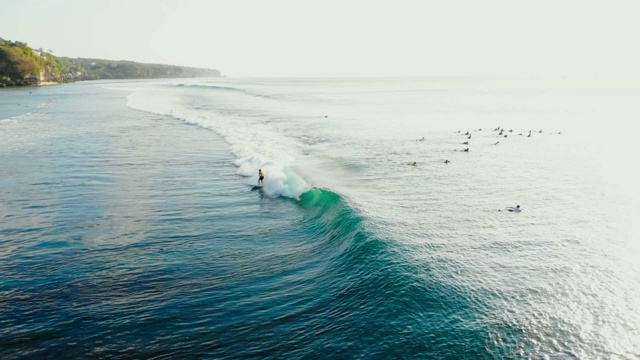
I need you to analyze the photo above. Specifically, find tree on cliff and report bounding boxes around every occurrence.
[0,46,42,78]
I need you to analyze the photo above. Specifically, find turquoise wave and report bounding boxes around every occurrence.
[276,187,494,358]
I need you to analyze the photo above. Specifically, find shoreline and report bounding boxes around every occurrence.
[38,81,61,86]
[0,81,62,88]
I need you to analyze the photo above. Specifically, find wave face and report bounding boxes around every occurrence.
[244,188,491,359]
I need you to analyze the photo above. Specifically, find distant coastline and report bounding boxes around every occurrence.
[0,36,221,87]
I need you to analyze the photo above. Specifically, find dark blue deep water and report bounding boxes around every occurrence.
[2,79,639,359]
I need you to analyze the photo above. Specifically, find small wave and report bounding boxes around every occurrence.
[36,100,54,109]
[166,83,276,100]
[0,112,40,124]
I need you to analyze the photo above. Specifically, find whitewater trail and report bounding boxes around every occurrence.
[126,88,311,199]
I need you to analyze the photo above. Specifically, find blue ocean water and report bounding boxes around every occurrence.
[1,78,639,359]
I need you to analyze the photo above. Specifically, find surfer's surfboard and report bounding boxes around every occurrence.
[250,185,263,190]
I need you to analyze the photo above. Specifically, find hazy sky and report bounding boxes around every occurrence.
[2,0,639,77]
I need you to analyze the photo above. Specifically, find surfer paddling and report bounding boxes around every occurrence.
[258,169,264,185]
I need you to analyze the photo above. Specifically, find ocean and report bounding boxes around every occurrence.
[1,77,639,359]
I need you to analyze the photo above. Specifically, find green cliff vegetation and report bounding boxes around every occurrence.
[0,37,220,87]
[66,58,221,80]
[0,38,84,86]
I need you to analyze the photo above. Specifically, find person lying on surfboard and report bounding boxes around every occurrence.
[498,205,521,212]
[258,169,264,185]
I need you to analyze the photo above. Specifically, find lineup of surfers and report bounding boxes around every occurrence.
[451,126,561,152]
[408,128,552,213]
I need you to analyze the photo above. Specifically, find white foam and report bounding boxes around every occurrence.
[125,85,311,199]
[0,112,40,124]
